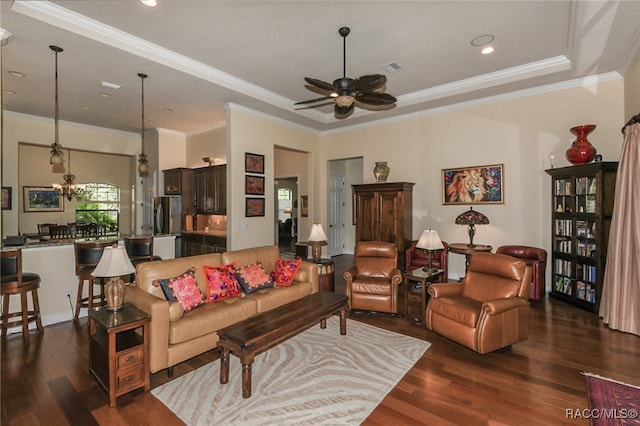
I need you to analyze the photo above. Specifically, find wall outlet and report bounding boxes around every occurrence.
[65,289,71,298]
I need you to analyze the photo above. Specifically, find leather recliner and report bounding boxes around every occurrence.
[425,252,531,354]
[496,245,547,301]
[343,241,403,314]
[405,240,449,281]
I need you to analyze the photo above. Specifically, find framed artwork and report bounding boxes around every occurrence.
[300,195,309,217]
[245,175,265,195]
[245,197,265,217]
[23,186,64,212]
[442,164,504,205]
[245,152,265,174]
[1,187,12,210]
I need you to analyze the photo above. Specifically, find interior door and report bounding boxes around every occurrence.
[328,174,345,257]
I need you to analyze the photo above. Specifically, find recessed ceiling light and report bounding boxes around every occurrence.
[3,89,16,95]
[481,46,495,55]
[8,70,25,77]
[162,108,173,113]
[140,0,157,7]
[100,81,121,90]
[471,34,495,47]
[81,106,91,110]
[100,93,111,98]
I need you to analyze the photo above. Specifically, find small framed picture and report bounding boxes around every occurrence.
[442,164,504,205]
[245,152,265,174]
[1,186,12,210]
[300,195,309,217]
[23,186,64,212]
[245,175,265,195]
[245,197,265,217]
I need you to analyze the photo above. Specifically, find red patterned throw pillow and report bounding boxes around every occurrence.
[152,268,203,311]
[271,257,302,286]
[236,263,274,294]
[203,263,241,302]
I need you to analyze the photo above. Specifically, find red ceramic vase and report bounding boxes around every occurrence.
[566,124,597,165]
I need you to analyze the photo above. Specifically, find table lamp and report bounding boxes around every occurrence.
[92,245,136,311]
[308,224,328,260]
[416,229,444,272]
[455,206,489,247]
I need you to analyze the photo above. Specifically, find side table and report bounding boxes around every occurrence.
[310,258,335,292]
[404,268,444,323]
[448,243,492,276]
[88,303,150,407]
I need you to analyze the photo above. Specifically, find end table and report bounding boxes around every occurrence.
[448,243,492,276]
[88,303,150,407]
[404,268,444,323]
[310,258,335,292]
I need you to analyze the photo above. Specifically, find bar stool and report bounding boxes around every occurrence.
[1,249,44,344]
[124,236,162,282]
[73,240,117,321]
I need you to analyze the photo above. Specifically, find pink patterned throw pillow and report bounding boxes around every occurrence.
[203,263,241,302]
[152,268,203,311]
[271,258,302,286]
[236,263,274,294]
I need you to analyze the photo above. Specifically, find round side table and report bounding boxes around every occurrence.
[448,243,492,276]
[310,258,335,292]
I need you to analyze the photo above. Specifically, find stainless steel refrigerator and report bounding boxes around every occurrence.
[154,196,182,235]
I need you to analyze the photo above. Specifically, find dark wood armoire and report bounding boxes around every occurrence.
[352,182,414,271]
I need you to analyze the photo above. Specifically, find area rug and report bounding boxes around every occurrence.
[152,317,430,425]
[583,372,640,426]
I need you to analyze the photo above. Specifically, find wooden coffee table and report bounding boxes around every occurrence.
[217,292,348,398]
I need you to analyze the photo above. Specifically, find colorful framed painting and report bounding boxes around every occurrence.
[23,186,64,212]
[245,197,265,217]
[442,164,504,205]
[245,152,265,174]
[1,186,12,210]
[245,175,265,195]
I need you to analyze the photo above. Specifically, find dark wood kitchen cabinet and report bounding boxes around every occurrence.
[195,165,226,215]
[182,232,227,256]
[162,168,194,231]
[352,182,414,271]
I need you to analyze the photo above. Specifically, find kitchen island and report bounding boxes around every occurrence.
[0,235,176,330]
[181,230,227,256]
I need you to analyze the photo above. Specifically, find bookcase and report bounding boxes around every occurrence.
[545,162,618,313]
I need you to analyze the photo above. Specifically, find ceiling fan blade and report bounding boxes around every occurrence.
[294,96,334,106]
[355,92,397,106]
[335,103,355,118]
[294,101,335,110]
[304,77,337,93]
[350,74,387,93]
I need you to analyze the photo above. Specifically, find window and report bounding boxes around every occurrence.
[75,183,120,234]
[278,188,291,200]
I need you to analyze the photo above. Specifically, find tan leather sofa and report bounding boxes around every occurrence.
[425,252,531,354]
[343,241,402,314]
[125,245,318,375]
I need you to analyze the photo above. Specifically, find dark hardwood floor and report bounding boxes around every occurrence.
[2,254,639,425]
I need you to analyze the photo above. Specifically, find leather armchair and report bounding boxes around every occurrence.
[425,252,531,354]
[405,240,449,281]
[343,241,403,314]
[496,245,547,301]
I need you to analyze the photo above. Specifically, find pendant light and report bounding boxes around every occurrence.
[137,72,149,177]
[49,45,64,166]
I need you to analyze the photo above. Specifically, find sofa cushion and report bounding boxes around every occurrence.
[271,258,302,286]
[203,263,241,302]
[236,263,274,294]
[251,282,314,312]
[153,268,204,311]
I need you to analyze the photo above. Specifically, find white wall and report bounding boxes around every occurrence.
[186,124,227,168]
[323,78,625,279]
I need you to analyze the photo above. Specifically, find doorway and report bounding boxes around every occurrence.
[275,177,298,255]
[327,157,363,256]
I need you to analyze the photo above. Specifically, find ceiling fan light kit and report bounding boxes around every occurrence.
[295,26,397,119]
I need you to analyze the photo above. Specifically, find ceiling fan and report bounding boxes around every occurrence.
[295,27,397,119]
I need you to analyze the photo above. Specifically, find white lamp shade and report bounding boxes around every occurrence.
[308,224,328,242]
[416,229,444,251]
[92,246,136,277]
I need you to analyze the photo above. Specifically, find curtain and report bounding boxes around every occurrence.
[599,122,640,336]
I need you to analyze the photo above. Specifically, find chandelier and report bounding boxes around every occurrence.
[52,149,86,201]
[137,72,149,177]
[49,45,65,166]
